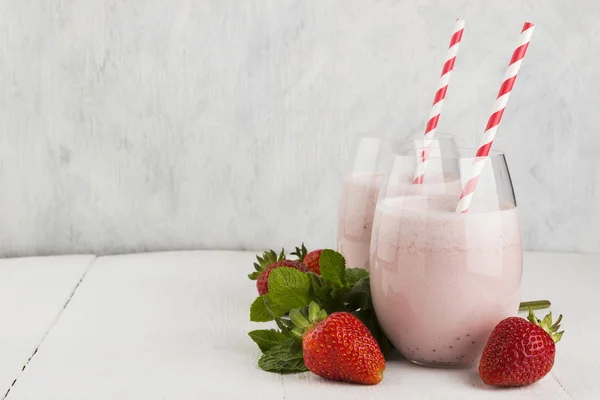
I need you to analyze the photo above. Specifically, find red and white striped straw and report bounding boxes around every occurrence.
[455,22,535,213]
[413,19,465,184]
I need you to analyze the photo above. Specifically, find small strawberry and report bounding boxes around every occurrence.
[256,261,306,295]
[292,243,323,275]
[290,302,385,385]
[479,309,565,387]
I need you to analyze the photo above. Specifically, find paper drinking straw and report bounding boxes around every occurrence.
[455,22,535,213]
[413,19,466,184]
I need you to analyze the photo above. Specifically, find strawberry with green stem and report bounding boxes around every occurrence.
[292,243,323,275]
[479,309,565,387]
[289,302,385,385]
[248,249,306,295]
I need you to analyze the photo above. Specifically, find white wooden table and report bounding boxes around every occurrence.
[0,251,598,399]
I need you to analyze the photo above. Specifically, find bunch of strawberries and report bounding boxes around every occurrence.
[248,244,324,295]
[248,245,564,387]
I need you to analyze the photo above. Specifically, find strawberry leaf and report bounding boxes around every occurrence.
[275,317,295,334]
[248,329,288,352]
[542,312,553,328]
[250,249,286,281]
[291,243,308,262]
[248,271,261,280]
[527,309,565,343]
[319,249,346,287]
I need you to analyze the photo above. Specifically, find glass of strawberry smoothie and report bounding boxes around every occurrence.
[337,133,458,270]
[370,148,522,368]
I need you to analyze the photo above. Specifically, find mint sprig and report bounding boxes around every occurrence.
[257,338,307,373]
[248,248,389,373]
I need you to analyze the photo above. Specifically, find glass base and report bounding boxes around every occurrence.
[405,356,476,369]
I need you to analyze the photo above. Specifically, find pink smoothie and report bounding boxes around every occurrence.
[370,195,522,367]
[337,173,461,270]
[337,173,382,269]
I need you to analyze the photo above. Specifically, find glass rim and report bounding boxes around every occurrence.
[394,147,507,160]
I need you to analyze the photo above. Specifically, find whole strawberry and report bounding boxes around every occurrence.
[290,302,385,385]
[479,309,564,387]
[292,243,323,275]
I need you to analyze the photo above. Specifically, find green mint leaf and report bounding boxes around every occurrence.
[308,272,346,314]
[250,296,274,322]
[330,287,347,302]
[319,249,346,287]
[344,268,369,287]
[258,352,306,373]
[262,294,288,318]
[346,276,372,311]
[320,287,346,315]
[248,329,288,352]
[308,272,325,294]
[267,267,313,313]
[257,338,308,373]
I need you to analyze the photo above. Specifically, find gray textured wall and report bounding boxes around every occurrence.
[0,0,599,257]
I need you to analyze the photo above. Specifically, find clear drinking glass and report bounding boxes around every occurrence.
[337,133,457,270]
[369,148,522,368]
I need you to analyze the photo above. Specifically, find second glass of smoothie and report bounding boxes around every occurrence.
[337,133,458,270]
[370,148,522,367]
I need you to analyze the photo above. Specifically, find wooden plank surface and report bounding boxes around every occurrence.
[0,255,96,399]
[6,251,600,399]
[6,251,283,400]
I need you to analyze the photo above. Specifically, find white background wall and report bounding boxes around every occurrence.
[0,0,599,256]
